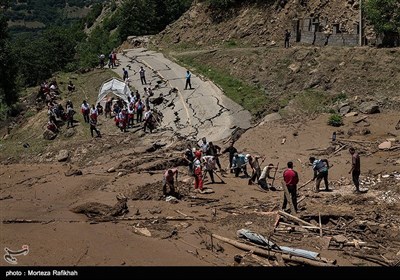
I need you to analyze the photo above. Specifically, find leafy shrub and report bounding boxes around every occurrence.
[328,114,343,127]
[332,92,347,103]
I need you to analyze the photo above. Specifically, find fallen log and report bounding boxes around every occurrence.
[251,254,273,267]
[212,233,335,267]
[278,210,314,227]
[344,251,389,266]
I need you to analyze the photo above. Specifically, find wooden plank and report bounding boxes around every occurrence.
[353,116,368,123]
[331,144,347,156]
[278,210,314,227]
[270,162,279,188]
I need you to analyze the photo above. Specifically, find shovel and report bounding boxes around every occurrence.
[212,169,226,184]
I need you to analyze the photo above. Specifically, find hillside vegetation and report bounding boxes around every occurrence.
[150,0,400,118]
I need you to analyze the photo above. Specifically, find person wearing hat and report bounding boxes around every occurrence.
[202,155,217,184]
[193,150,203,191]
[231,153,249,178]
[309,156,330,192]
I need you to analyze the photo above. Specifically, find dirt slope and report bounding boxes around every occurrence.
[153,0,360,49]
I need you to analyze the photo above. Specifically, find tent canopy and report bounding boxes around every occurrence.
[97,78,131,105]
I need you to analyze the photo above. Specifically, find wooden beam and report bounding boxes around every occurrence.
[278,210,314,227]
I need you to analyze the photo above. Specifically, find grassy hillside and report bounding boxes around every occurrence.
[0,69,117,161]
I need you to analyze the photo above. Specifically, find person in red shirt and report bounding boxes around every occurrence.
[282,161,299,213]
[163,168,178,196]
[193,151,203,191]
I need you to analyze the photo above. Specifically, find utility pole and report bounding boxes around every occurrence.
[359,0,363,46]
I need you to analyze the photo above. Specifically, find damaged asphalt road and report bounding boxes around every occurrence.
[113,48,252,142]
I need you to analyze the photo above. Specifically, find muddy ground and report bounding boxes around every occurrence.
[1,99,399,266]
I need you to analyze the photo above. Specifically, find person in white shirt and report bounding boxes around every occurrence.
[81,100,90,123]
[202,155,217,184]
[258,164,277,190]
[90,104,98,120]
[198,137,209,154]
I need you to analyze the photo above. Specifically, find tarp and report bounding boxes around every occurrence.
[97,78,131,105]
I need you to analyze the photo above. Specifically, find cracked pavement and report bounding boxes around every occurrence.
[112,48,252,142]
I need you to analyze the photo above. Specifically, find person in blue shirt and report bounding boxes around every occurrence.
[232,153,249,178]
[185,70,193,90]
[309,156,330,192]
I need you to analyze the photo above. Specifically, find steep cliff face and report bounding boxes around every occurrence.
[153,0,361,48]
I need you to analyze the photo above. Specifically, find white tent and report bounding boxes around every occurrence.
[97,78,131,105]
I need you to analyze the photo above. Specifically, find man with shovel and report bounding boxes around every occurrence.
[258,163,278,190]
[202,155,226,184]
[309,156,330,192]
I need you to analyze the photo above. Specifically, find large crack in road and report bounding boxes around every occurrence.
[113,48,252,142]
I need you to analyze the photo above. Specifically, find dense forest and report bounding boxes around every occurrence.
[0,0,192,120]
[5,0,105,35]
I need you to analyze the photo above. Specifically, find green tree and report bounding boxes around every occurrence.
[76,25,120,68]
[0,0,19,112]
[12,25,84,86]
[117,0,193,41]
[364,0,400,46]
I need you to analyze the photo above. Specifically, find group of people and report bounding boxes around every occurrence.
[163,138,362,215]
[162,138,278,196]
[80,100,102,138]
[281,149,361,213]
[99,51,118,69]
[98,86,158,134]
[46,99,76,134]
[37,80,61,105]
